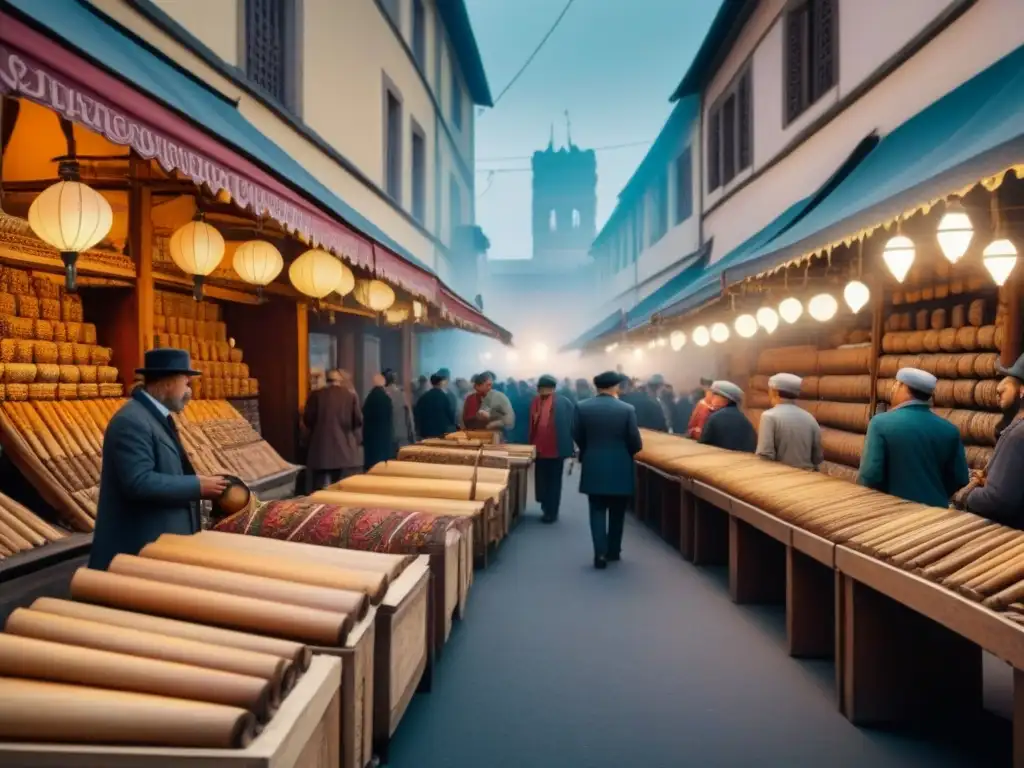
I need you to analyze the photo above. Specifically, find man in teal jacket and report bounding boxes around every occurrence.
[857,367,969,507]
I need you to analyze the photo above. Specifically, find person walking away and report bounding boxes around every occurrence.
[414,371,457,439]
[686,377,718,439]
[674,387,703,435]
[960,354,1024,522]
[575,378,594,402]
[461,371,515,438]
[699,381,756,452]
[756,373,823,469]
[529,375,575,523]
[658,381,676,432]
[558,377,578,405]
[90,349,228,570]
[574,371,643,569]
[411,375,429,406]
[362,374,394,470]
[302,368,363,489]
[628,375,668,431]
[508,381,532,443]
[858,368,969,506]
[384,369,414,451]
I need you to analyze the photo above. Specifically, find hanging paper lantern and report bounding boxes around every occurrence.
[353,279,396,312]
[843,280,870,313]
[232,240,283,299]
[412,300,426,321]
[692,326,710,347]
[778,297,803,324]
[756,306,779,334]
[169,218,226,300]
[385,304,411,324]
[669,331,686,351]
[710,322,729,343]
[982,238,1019,286]
[734,314,758,338]
[936,201,973,264]
[882,235,915,283]
[289,248,345,299]
[808,293,839,322]
[29,180,113,292]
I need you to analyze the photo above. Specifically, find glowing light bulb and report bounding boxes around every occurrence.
[882,235,915,283]
[756,307,779,334]
[692,326,710,347]
[982,238,1019,286]
[808,293,839,322]
[843,280,870,313]
[669,331,686,351]
[633,347,643,360]
[734,314,758,338]
[656,337,667,347]
[710,322,730,343]
[779,297,803,324]
[936,203,973,264]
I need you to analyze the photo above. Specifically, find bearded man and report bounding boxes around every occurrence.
[91,349,228,570]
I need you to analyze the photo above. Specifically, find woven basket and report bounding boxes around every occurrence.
[153,292,164,316]
[182,318,196,337]
[249,378,259,395]
[32,319,53,342]
[974,379,1000,410]
[72,344,91,365]
[5,269,29,296]
[154,315,167,332]
[815,401,871,433]
[0,340,12,364]
[59,365,81,384]
[229,348,243,364]
[10,316,33,339]
[56,382,77,400]
[817,375,871,402]
[4,363,36,384]
[77,383,99,398]
[81,323,97,344]
[99,383,124,398]
[214,322,227,342]
[930,309,946,330]
[13,340,33,364]
[15,294,39,319]
[90,346,112,365]
[78,365,98,384]
[968,299,985,327]
[216,341,230,361]
[818,347,869,375]
[167,316,180,334]
[955,326,979,350]
[952,379,979,408]
[191,379,204,399]
[32,278,60,299]
[65,322,82,343]
[238,362,250,379]
[965,445,994,470]
[33,341,58,365]
[956,353,978,378]
[0,293,14,315]
[746,390,771,409]
[914,309,929,332]
[749,374,771,392]
[51,321,66,342]
[39,298,61,321]
[977,325,997,349]
[56,342,73,365]
[820,428,865,468]
[974,353,999,378]
[61,296,83,322]
[6,383,27,401]
[97,365,119,384]
[35,364,60,383]
[27,382,57,401]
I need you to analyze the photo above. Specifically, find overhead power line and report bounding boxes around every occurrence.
[487,0,576,110]
[477,138,653,163]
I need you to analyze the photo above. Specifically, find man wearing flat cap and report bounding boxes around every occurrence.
[959,353,1024,523]
[756,373,823,470]
[91,349,229,570]
[858,367,969,506]
[529,375,576,523]
[699,380,757,452]
[686,376,718,439]
[573,371,643,568]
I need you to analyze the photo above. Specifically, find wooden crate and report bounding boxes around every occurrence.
[0,655,343,768]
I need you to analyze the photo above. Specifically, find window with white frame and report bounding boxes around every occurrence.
[707,66,752,192]
[784,0,837,125]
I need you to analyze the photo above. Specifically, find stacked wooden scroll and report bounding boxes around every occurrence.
[636,430,1024,627]
[0,398,292,531]
[0,532,419,764]
[151,290,258,400]
[0,490,66,561]
[0,269,123,401]
[876,294,1004,469]
[748,340,872,471]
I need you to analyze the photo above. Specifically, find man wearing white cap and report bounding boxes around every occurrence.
[756,373,823,470]
[858,367,969,507]
[699,381,756,452]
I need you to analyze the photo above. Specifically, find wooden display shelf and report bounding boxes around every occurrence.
[0,654,343,768]
[0,534,91,625]
[250,466,302,500]
[0,533,92,584]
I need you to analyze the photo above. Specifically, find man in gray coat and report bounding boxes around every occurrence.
[384,369,415,450]
[90,349,228,570]
[573,371,643,569]
[756,373,823,470]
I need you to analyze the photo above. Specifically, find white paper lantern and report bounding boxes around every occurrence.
[756,306,779,334]
[936,202,973,264]
[412,300,426,321]
[710,322,730,343]
[385,305,410,324]
[982,238,1019,286]
[669,331,686,351]
[692,326,710,347]
[289,248,345,299]
[734,314,758,338]
[843,280,870,313]
[28,179,114,293]
[169,219,225,300]
[779,297,803,324]
[233,240,283,297]
[808,293,839,322]
[882,234,915,283]
[353,278,396,312]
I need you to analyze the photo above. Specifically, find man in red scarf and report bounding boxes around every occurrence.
[686,377,718,439]
[529,375,575,523]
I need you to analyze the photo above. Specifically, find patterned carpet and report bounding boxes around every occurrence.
[386,468,1010,767]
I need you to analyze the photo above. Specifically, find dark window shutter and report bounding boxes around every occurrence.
[785,3,808,124]
[738,69,752,170]
[246,0,287,104]
[812,0,837,98]
[708,109,721,191]
[675,147,692,223]
[721,94,736,185]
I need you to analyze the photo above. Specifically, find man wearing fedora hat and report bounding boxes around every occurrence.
[90,348,229,570]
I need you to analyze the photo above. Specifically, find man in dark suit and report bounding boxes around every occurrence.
[699,380,757,452]
[303,368,363,488]
[529,374,576,523]
[573,371,643,569]
[362,373,394,470]
[90,349,228,571]
[414,370,457,439]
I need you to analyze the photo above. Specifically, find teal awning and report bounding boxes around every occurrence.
[731,42,1024,282]
[561,310,625,352]
[625,242,710,330]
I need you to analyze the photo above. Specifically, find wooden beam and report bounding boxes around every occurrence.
[131,157,154,365]
[297,302,310,413]
[401,321,414,397]
[1001,244,1022,367]
[867,260,885,417]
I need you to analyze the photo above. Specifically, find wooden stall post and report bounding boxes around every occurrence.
[633,464,648,524]
[400,320,414,401]
[1015,669,1024,768]
[679,488,696,561]
[297,303,310,413]
[867,260,885,417]
[1001,244,1022,367]
[692,499,728,566]
[786,546,834,658]
[130,157,154,369]
[647,470,664,536]
[838,573,982,726]
[728,517,785,604]
[660,477,681,548]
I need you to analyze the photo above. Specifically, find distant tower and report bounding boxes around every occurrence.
[531,113,597,267]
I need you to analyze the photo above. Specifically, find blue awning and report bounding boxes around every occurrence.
[561,310,625,352]
[5,0,432,274]
[730,42,1024,282]
[656,133,879,321]
[625,242,710,330]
